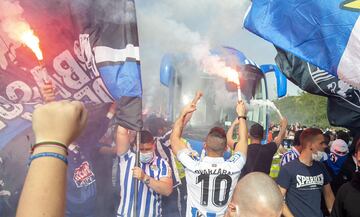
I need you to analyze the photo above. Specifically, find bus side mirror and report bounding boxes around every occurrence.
[260,64,287,98]
[160,54,175,87]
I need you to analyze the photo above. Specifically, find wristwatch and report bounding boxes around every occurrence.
[143,176,150,185]
[237,116,247,120]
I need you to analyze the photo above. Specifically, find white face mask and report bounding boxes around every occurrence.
[140,151,154,164]
[312,151,326,161]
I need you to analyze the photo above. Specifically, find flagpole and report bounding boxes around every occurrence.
[133,131,141,217]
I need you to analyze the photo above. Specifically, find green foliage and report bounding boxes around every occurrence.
[270,92,330,128]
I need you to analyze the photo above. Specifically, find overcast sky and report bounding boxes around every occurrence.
[135,0,301,109]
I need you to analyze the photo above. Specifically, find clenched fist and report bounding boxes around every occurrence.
[32,100,88,145]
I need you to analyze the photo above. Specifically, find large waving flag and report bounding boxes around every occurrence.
[244,0,360,89]
[275,47,360,131]
[0,0,142,151]
[0,0,142,215]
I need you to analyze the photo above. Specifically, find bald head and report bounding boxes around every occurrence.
[227,172,283,217]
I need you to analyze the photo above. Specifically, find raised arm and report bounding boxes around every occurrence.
[274,117,288,147]
[234,101,248,157]
[16,101,88,217]
[226,118,239,149]
[170,91,202,155]
[115,125,133,155]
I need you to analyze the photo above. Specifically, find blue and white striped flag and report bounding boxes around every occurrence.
[244,0,360,89]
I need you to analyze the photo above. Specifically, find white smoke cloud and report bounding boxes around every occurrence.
[136,0,252,112]
[0,0,32,42]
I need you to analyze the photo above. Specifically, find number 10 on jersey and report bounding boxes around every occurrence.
[196,174,232,207]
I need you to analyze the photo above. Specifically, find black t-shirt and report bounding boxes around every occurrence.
[240,142,277,178]
[331,182,360,217]
[277,159,331,217]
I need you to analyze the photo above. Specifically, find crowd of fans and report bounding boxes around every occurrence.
[266,123,360,217]
[1,86,360,217]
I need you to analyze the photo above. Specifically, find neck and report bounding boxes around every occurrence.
[206,150,223,158]
[299,150,313,166]
[251,138,261,144]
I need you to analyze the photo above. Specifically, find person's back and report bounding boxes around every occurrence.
[241,142,277,176]
[241,120,287,178]
[170,93,249,217]
[180,148,245,216]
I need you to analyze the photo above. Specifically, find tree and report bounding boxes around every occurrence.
[270,92,329,128]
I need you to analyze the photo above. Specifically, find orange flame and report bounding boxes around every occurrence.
[20,30,43,60]
[224,68,240,85]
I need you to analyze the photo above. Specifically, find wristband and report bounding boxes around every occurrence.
[31,141,68,154]
[29,152,68,165]
[32,145,68,155]
[237,116,247,120]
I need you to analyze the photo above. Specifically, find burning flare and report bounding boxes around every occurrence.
[20,30,43,60]
[224,68,240,85]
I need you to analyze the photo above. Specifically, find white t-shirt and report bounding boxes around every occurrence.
[177,149,246,217]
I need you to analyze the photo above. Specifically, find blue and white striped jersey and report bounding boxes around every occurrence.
[116,150,172,217]
[280,147,300,167]
[177,149,246,217]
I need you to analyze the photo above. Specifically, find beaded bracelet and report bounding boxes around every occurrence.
[29,152,68,165]
[31,141,68,154]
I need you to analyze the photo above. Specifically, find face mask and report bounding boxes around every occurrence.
[140,151,154,164]
[312,151,327,161]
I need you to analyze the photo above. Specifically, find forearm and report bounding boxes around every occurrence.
[116,126,130,155]
[16,147,67,217]
[325,194,335,213]
[275,125,287,146]
[170,115,187,154]
[282,203,294,217]
[226,123,236,149]
[145,176,173,196]
[234,118,248,155]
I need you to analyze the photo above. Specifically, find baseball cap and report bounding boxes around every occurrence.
[250,123,264,140]
[330,139,349,156]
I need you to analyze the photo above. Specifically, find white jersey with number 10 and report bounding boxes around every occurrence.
[177,149,246,217]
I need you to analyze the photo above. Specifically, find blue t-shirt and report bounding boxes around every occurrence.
[66,150,97,217]
[277,159,331,217]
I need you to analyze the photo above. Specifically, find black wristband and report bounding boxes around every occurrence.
[237,116,247,120]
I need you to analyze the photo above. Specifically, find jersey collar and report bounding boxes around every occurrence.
[202,156,225,163]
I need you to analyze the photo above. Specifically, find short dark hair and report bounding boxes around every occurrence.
[294,130,303,146]
[206,127,227,152]
[250,123,264,140]
[140,130,154,144]
[300,128,323,148]
[336,130,350,144]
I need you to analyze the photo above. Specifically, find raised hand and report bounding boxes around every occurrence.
[236,100,247,117]
[32,100,88,145]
